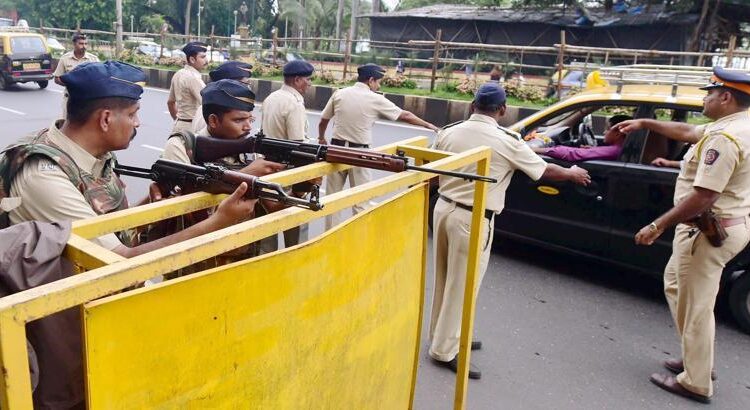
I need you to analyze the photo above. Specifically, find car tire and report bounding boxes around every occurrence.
[0,74,8,90]
[37,80,48,89]
[729,272,750,334]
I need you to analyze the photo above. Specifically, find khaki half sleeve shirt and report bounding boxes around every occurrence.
[675,111,750,218]
[321,82,402,145]
[261,85,308,141]
[168,66,205,120]
[434,114,547,214]
[53,51,100,78]
[8,124,121,250]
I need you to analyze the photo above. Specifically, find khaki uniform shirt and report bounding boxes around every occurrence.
[191,107,207,133]
[321,82,402,145]
[53,51,99,78]
[168,65,205,120]
[433,114,547,213]
[674,111,750,218]
[261,85,308,141]
[8,122,121,250]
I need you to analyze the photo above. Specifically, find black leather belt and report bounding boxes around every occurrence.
[177,118,192,122]
[439,195,494,220]
[331,138,369,148]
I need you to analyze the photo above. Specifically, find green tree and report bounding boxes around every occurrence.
[140,14,168,34]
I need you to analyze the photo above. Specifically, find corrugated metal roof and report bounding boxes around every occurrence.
[362,4,698,27]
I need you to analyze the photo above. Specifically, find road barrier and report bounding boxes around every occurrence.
[0,137,491,409]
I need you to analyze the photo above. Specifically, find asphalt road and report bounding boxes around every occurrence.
[1,82,749,409]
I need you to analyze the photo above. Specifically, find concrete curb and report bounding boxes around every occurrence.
[142,67,538,127]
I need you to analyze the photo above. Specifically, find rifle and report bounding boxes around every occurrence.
[114,159,323,211]
[193,131,498,183]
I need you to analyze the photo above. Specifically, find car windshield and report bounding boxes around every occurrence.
[10,36,46,53]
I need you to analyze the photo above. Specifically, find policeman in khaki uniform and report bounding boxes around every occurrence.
[0,61,256,259]
[318,63,439,229]
[258,60,316,250]
[53,33,99,119]
[620,67,750,403]
[167,42,208,133]
[191,61,254,133]
[430,82,591,379]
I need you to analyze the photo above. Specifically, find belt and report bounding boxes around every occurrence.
[176,118,192,122]
[331,138,369,148]
[686,216,746,228]
[439,195,494,220]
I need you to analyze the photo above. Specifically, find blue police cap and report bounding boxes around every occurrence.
[182,41,208,56]
[209,61,253,82]
[357,63,385,79]
[282,60,314,77]
[474,82,506,106]
[700,66,750,95]
[201,79,255,112]
[61,60,146,101]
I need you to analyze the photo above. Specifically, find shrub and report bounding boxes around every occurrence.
[503,79,547,103]
[313,70,337,84]
[456,77,478,95]
[381,74,416,89]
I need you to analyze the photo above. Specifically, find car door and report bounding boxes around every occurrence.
[496,156,622,258]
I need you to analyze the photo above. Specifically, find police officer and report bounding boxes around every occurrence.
[429,82,590,379]
[318,63,439,229]
[619,67,750,403]
[191,61,254,133]
[0,61,256,258]
[260,60,316,250]
[52,33,99,119]
[163,79,283,174]
[167,42,208,133]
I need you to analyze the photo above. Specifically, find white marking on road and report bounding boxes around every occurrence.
[0,106,25,115]
[47,89,63,94]
[141,144,164,152]
[145,86,169,94]
[163,111,170,114]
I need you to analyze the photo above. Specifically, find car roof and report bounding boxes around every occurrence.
[0,32,46,39]
[512,84,705,130]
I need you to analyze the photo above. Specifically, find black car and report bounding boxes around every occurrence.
[0,31,54,90]
[427,82,750,334]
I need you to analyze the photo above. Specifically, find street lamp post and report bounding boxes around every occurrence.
[130,15,134,34]
[233,10,237,35]
[197,0,203,41]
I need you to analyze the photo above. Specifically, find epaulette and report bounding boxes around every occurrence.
[498,125,522,141]
[442,120,465,130]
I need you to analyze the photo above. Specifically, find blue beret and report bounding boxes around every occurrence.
[182,41,208,56]
[62,60,146,101]
[209,61,253,82]
[201,79,255,112]
[357,63,385,79]
[282,60,314,77]
[701,66,750,95]
[474,82,506,106]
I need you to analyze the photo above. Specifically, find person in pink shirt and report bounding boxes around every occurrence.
[533,114,632,161]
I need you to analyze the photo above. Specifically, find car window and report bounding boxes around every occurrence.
[10,36,45,54]
[640,106,707,165]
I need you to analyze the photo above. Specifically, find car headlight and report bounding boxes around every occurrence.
[11,61,21,66]
[42,59,50,65]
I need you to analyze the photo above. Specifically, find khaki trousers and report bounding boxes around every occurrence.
[171,119,193,133]
[663,219,750,397]
[428,198,493,361]
[324,167,372,230]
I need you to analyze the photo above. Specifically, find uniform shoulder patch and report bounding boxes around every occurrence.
[38,161,58,172]
[442,120,465,130]
[704,148,720,165]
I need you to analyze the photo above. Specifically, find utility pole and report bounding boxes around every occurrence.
[115,0,123,57]
[197,0,203,41]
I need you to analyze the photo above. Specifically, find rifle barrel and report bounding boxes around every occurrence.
[405,165,497,183]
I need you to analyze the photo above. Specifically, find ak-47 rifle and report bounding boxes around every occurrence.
[114,159,323,211]
[193,131,498,183]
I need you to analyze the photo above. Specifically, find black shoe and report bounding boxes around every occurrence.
[471,340,482,351]
[432,357,482,380]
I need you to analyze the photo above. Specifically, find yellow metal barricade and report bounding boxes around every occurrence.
[0,137,491,410]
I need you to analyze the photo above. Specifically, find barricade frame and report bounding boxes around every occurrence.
[0,136,491,410]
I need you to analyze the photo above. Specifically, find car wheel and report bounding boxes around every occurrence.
[729,272,750,334]
[37,80,48,89]
[0,74,8,90]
